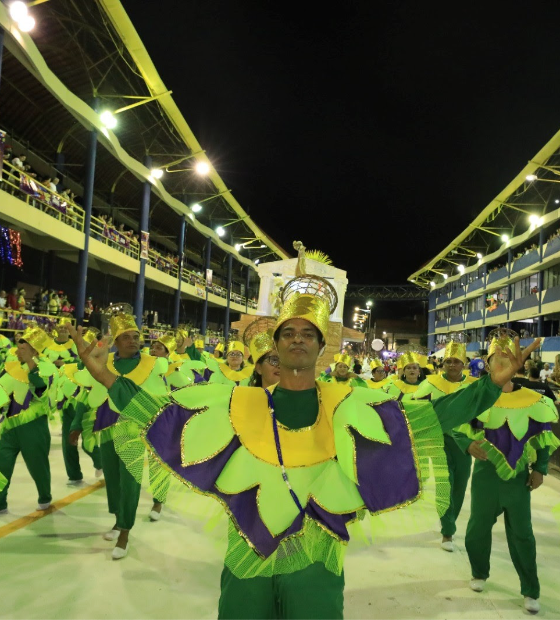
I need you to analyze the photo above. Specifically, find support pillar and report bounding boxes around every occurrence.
[75,99,98,324]
[134,155,152,328]
[224,254,233,341]
[200,238,212,335]
[506,248,513,328]
[245,266,250,313]
[0,28,4,91]
[172,215,186,328]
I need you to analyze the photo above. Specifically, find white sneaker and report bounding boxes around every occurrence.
[103,529,120,541]
[67,479,83,486]
[37,502,51,511]
[470,579,486,592]
[441,540,454,552]
[524,597,540,613]
[112,544,128,560]
[149,509,161,522]
[95,469,103,478]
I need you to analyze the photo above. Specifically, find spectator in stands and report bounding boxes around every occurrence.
[11,154,26,170]
[539,363,552,381]
[0,290,6,309]
[7,288,18,310]
[513,366,558,401]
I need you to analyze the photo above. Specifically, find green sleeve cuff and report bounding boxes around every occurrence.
[28,368,47,389]
[432,374,502,433]
[449,429,472,454]
[185,343,202,361]
[108,377,143,411]
[532,448,550,475]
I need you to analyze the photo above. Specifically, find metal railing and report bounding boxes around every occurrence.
[147,248,179,278]
[0,160,85,230]
[90,214,140,259]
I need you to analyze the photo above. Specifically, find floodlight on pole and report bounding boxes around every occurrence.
[18,14,35,31]
[528,214,542,226]
[195,162,210,175]
[235,243,242,251]
[443,273,448,279]
[526,174,537,182]
[501,234,509,242]
[191,203,202,213]
[100,110,117,129]
[9,2,28,21]
[150,168,163,180]
[216,226,225,237]
[476,253,483,259]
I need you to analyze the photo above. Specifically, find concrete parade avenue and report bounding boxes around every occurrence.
[0,419,559,620]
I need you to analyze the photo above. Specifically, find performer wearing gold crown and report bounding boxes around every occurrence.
[150,332,193,390]
[68,308,168,559]
[366,359,392,389]
[71,252,538,619]
[44,317,78,367]
[383,345,428,401]
[450,328,560,614]
[199,340,254,386]
[244,317,280,389]
[318,353,368,388]
[414,335,478,552]
[0,326,57,513]
[57,328,102,485]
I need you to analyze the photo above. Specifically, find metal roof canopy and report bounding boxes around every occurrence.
[408,127,560,288]
[0,0,289,275]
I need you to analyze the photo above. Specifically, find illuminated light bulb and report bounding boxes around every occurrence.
[476,253,483,259]
[457,264,465,273]
[501,234,509,242]
[430,281,436,287]
[9,2,28,21]
[18,14,34,31]
[234,244,241,251]
[195,162,210,175]
[443,274,448,280]
[191,203,202,213]
[151,168,163,179]
[100,110,117,129]
[526,174,537,182]
[216,226,225,237]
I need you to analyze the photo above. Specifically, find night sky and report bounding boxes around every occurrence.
[123,1,560,286]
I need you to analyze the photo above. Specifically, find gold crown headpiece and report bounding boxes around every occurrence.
[52,317,73,338]
[488,327,517,358]
[335,353,353,368]
[443,332,467,364]
[214,342,225,353]
[195,338,205,349]
[226,340,245,356]
[83,327,100,346]
[155,332,177,355]
[275,274,338,342]
[21,326,53,354]
[105,303,138,341]
[396,344,428,369]
[243,317,276,363]
[370,358,384,370]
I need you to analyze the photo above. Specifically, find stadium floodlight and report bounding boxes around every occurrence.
[195,162,210,175]
[100,110,117,129]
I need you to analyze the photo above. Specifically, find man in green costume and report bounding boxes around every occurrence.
[70,275,540,619]
[0,327,57,513]
[454,328,559,614]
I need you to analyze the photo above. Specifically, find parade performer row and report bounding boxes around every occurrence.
[69,267,542,620]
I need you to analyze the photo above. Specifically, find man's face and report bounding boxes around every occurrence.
[150,341,168,358]
[334,363,349,378]
[276,318,322,370]
[56,326,69,341]
[443,357,464,379]
[16,340,36,363]
[115,330,140,357]
[372,367,386,381]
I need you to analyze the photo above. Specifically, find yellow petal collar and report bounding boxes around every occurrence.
[4,360,29,383]
[108,352,157,385]
[219,364,255,382]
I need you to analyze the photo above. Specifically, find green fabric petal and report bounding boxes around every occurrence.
[307,459,364,513]
[334,388,392,483]
[483,397,558,440]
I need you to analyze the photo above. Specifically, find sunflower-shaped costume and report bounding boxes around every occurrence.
[318,354,368,388]
[151,332,194,391]
[109,273,504,594]
[384,344,428,402]
[0,333,13,374]
[0,327,57,511]
[193,340,254,386]
[366,358,392,389]
[44,318,78,365]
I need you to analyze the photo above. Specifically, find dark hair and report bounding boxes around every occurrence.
[529,367,540,380]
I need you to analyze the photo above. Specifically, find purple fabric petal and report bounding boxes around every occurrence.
[193,368,213,383]
[473,419,553,468]
[93,400,119,432]
[353,400,420,511]
[7,389,33,417]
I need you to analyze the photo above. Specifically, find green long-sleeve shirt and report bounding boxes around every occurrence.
[28,367,47,390]
[108,373,502,434]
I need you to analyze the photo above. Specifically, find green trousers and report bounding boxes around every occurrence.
[99,439,141,530]
[0,415,52,510]
[218,564,344,619]
[440,434,472,537]
[61,405,101,481]
[465,460,539,599]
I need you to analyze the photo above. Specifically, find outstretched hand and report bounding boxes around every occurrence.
[489,337,541,388]
[67,324,116,389]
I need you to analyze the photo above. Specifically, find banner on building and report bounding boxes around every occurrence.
[206,269,213,285]
[195,283,205,298]
[141,231,150,260]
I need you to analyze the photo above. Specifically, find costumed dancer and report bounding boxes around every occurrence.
[0,327,57,513]
[243,317,281,389]
[150,332,193,390]
[44,317,78,367]
[413,333,477,552]
[453,328,559,614]
[56,327,102,485]
[68,306,168,558]
[366,359,392,389]
[0,332,12,374]
[71,262,538,619]
[383,344,428,401]
[199,340,254,386]
[213,341,225,361]
[318,353,368,388]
